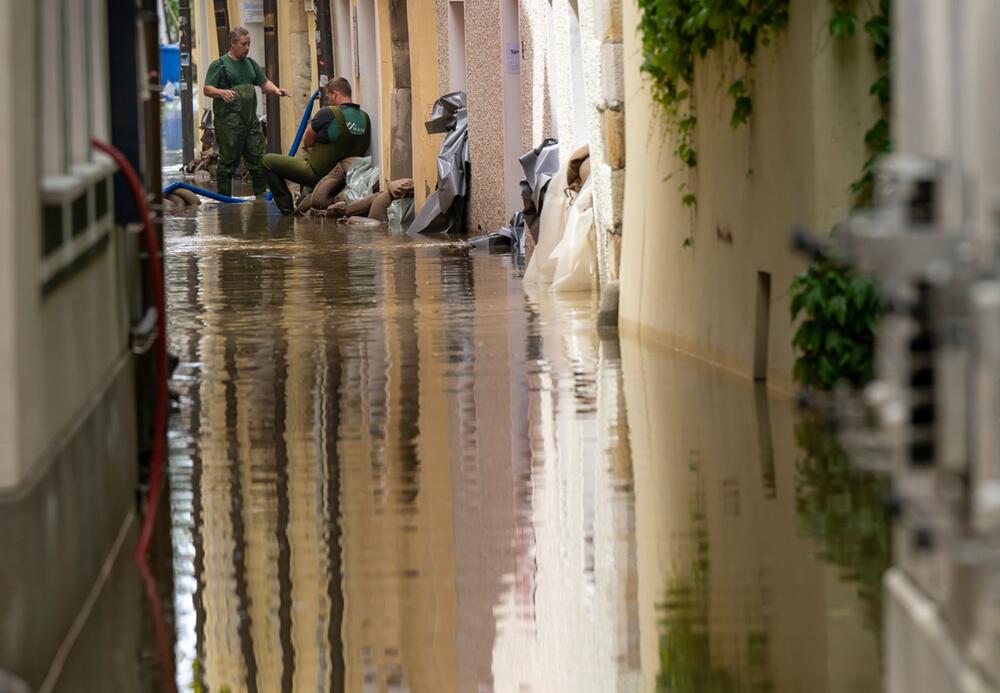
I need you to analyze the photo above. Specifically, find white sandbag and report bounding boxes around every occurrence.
[523,165,571,285]
[550,186,596,293]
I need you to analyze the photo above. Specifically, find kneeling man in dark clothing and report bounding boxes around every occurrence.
[262,78,372,214]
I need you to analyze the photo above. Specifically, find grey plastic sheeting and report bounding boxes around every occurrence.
[410,92,470,235]
[519,138,559,243]
[470,211,526,253]
[471,138,561,254]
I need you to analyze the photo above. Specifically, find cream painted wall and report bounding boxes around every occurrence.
[307,6,320,92]
[331,0,353,82]
[277,0,314,153]
[191,0,213,113]
[407,0,443,209]
[355,0,383,166]
[377,0,394,178]
[618,0,879,388]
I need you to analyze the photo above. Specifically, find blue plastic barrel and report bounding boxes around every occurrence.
[160,44,181,87]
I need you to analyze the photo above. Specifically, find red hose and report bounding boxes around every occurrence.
[93,138,175,692]
[92,138,168,558]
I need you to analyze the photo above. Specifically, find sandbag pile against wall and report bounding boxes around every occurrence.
[164,187,201,209]
[328,178,415,223]
[294,156,390,218]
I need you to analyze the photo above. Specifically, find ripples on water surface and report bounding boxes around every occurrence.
[164,202,889,692]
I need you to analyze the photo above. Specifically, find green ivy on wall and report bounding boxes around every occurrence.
[790,263,879,388]
[636,0,790,214]
[789,0,890,389]
[830,0,892,205]
[635,0,888,386]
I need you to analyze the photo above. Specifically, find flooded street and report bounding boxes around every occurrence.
[164,201,889,692]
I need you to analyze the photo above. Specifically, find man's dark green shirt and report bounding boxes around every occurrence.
[204,55,267,90]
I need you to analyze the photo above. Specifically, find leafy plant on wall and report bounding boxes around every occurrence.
[636,0,790,246]
[789,0,890,389]
[790,262,879,388]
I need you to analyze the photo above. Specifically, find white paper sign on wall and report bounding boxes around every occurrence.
[243,0,264,23]
[505,42,521,75]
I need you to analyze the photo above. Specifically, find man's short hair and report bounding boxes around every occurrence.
[229,26,250,45]
[326,77,353,99]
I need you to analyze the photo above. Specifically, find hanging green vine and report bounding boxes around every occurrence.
[637,0,790,206]
[636,1,888,385]
[789,1,890,389]
[831,0,892,205]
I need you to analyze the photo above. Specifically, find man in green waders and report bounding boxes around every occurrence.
[203,27,290,198]
[262,77,371,214]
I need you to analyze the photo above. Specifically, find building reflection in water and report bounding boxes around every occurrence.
[624,340,889,693]
[164,203,887,692]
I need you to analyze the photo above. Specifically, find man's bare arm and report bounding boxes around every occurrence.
[261,80,290,97]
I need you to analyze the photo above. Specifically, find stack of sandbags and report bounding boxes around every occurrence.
[183,115,218,180]
[182,149,217,179]
[294,157,362,215]
[163,187,201,210]
[327,178,415,224]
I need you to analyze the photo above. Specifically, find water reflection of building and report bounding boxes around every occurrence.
[167,215,652,690]
[623,339,883,692]
[170,207,347,691]
[491,292,641,692]
[337,236,464,692]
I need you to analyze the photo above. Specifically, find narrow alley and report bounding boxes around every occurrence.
[3,0,999,691]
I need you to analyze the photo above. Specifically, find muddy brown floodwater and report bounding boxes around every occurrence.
[163,200,890,692]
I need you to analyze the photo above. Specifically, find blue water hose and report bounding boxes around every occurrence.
[162,180,245,204]
[263,88,321,201]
